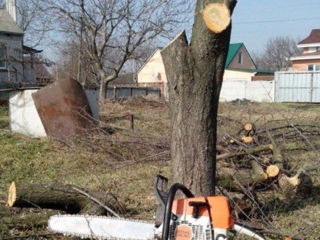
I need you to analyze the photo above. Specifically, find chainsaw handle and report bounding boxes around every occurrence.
[154,175,168,207]
[162,183,194,240]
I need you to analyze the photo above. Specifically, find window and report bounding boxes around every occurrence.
[0,47,7,69]
[238,52,243,64]
[309,47,317,53]
[308,64,314,71]
[307,64,320,71]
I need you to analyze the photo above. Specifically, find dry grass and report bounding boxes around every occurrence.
[0,99,320,239]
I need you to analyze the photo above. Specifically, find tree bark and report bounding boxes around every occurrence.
[7,182,123,215]
[161,0,237,196]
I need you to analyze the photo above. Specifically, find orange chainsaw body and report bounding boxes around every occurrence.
[172,196,235,229]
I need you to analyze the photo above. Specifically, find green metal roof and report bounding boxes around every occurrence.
[0,9,23,35]
[226,43,243,68]
[227,68,274,74]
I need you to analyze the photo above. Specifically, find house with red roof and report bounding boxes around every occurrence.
[290,29,320,71]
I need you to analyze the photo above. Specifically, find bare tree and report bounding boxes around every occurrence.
[161,0,237,196]
[253,36,301,71]
[15,0,52,47]
[39,0,190,98]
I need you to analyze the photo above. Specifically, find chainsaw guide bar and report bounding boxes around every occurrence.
[48,214,155,240]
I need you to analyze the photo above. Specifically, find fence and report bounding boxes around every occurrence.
[105,86,161,100]
[220,79,274,102]
[275,71,320,102]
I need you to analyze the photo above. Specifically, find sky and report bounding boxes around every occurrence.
[42,0,320,61]
[230,0,320,54]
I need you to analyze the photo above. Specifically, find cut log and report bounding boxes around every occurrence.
[216,144,273,160]
[251,161,268,183]
[266,165,280,178]
[203,3,231,33]
[244,123,255,132]
[7,182,124,216]
[241,136,254,144]
[278,171,312,198]
[217,165,269,192]
[267,131,283,164]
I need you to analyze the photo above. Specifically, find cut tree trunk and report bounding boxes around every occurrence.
[203,3,231,33]
[242,136,254,144]
[7,182,123,216]
[266,165,280,178]
[278,171,312,198]
[161,0,237,196]
[244,123,255,132]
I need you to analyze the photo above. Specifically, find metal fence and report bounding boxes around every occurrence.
[220,79,274,102]
[275,71,320,102]
[105,86,161,99]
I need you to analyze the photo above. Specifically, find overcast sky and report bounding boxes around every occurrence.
[230,0,320,54]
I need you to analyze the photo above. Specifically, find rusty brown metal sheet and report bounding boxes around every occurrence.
[32,78,96,138]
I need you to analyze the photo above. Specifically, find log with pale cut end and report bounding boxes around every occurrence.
[251,161,268,183]
[217,163,269,192]
[278,171,312,197]
[266,165,280,178]
[242,136,254,144]
[7,182,16,208]
[244,123,255,132]
[7,182,123,216]
[278,173,300,198]
[203,3,231,33]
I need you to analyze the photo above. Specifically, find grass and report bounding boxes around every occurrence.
[0,99,320,239]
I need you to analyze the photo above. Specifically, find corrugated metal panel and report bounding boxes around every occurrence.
[220,79,274,102]
[313,73,320,102]
[275,71,320,102]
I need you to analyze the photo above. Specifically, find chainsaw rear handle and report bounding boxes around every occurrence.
[162,183,194,240]
[154,175,169,207]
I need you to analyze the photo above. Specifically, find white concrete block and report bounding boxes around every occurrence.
[9,90,47,138]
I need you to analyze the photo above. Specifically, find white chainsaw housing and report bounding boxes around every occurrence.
[168,214,227,240]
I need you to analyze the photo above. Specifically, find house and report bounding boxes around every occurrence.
[224,43,274,81]
[137,43,274,99]
[23,56,52,86]
[0,0,39,88]
[290,29,320,71]
[137,48,167,97]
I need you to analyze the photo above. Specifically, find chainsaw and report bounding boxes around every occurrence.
[48,175,266,240]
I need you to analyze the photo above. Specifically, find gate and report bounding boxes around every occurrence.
[275,71,320,102]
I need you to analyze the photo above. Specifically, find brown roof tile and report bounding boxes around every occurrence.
[299,29,320,45]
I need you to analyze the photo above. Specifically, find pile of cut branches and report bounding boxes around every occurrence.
[216,121,320,234]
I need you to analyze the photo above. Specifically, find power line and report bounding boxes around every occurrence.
[235,17,320,25]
